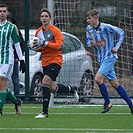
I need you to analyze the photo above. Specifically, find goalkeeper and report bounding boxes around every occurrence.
[30,7,79,118]
[86,9,133,114]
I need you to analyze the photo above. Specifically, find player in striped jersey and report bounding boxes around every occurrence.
[86,9,133,114]
[0,4,26,116]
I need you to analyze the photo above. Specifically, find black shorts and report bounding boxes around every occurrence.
[43,63,61,81]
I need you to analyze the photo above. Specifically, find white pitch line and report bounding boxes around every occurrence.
[4,104,128,109]
[0,128,133,132]
[3,112,131,115]
[4,105,131,115]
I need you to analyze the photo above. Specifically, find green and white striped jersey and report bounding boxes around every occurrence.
[0,20,20,64]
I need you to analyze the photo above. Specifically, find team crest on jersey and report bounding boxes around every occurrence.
[96,40,106,47]
[47,34,51,38]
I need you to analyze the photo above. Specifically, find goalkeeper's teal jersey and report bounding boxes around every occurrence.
[0,20,20,64]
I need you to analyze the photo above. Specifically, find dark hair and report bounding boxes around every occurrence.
[86,9,99,17]
[0,4,8,10]
[7,12,16,24]
[40,7,51,18]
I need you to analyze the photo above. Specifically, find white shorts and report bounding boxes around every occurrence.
[0,64,13,81]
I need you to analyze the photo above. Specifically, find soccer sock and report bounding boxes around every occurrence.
[116,85,132,106]
[54,84,71,94]
[99,83,110,104]
[42,84,51,114]
[6,88,17,104]
[0,90,7,110]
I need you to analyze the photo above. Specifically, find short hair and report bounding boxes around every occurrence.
[86,9,99,17]
[40,7,51,18]
[0,4,8,10]
[7,12,16,24]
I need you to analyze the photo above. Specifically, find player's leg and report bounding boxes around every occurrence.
[6,88,17,103]
[11,60,20,97]
[35,64,60,118]
[6,88,23,116]
[95,58,117,113]
[53,84,79,102]
[115,84,133,114]
[0,64,13,116]
[109,79,133,114]
[0,89,7,116]
[35,83,50,118]
[95,73,112,113]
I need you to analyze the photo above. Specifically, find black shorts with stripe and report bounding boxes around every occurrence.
[43,63,61,81]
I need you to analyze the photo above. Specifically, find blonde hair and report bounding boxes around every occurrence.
[86,9,99,17]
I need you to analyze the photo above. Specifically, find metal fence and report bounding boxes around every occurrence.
[4,0,133,103]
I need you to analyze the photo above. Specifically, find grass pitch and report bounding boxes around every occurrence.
[0,104,133,133]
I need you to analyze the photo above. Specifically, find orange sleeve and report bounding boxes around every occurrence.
[35,27,43,37]
[47,26,64,50]
[34,25,63,67]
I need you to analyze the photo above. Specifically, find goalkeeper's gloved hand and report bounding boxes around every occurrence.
[27,40,39,51]
[40,39,48,46]
[20,60,26,73]
[27,40,30,47]
[27,40,33,50]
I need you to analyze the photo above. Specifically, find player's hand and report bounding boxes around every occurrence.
[111,48,118,53]
[27,39,40,51]
[90,40,96,46]
[40,39,48,46]
[20,60,26,73]
[27,40,33,50]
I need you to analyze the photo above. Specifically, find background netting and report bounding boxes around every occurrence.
[3,0,133,104]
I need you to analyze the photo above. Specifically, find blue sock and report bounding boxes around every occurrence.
[99,83,110,104]
[116,85,132,106]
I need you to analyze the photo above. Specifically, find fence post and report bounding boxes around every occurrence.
[24,0,30,101]
[47,0,54,107]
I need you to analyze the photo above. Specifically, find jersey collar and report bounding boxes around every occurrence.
[0,20,7,26]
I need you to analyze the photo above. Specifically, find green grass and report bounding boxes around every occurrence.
[0,104,133,133]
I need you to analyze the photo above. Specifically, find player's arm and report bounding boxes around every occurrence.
[48,37,63,50]
[105,24,124,50]
[14,43,26,73]
[18,30,25,54]
[14,42,23,60]
[35,27,64,51]
[86,27,96,47]
[46,28,64,50]
[111,47,118,53]
[12,25,26,73]
[11,25,24,60]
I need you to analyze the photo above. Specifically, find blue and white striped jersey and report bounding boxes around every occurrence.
[86,22,124,63]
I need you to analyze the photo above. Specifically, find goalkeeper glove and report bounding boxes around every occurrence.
[40,39,48,46]
[27,40,40,51]
[20,60,26,73]
[27,40,33,50]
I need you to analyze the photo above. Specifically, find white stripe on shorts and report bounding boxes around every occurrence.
[0,64,13,80]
